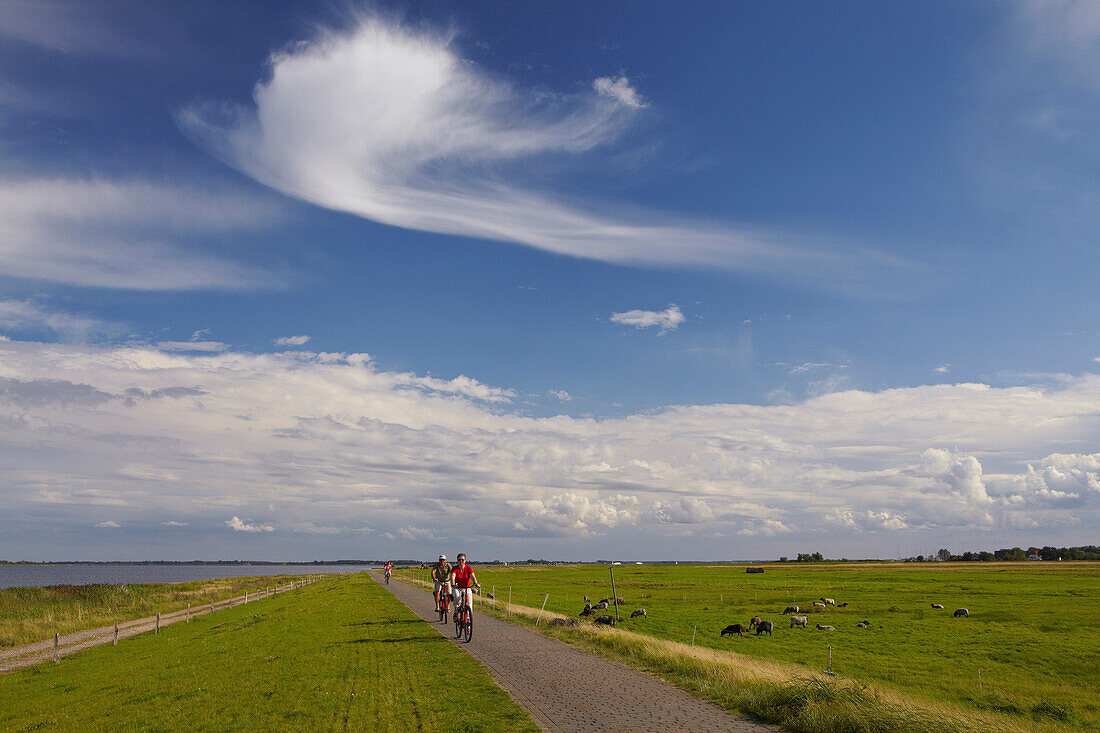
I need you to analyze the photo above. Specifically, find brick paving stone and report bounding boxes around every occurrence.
[376,573,778,733]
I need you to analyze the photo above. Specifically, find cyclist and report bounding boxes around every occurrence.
[449,553,480,614]
[383,560,392,583]
[431,554,452,613]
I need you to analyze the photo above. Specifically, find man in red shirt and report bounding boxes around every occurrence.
[449,553,480,611]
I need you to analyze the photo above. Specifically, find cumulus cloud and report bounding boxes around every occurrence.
[226,516,273,532]
[0,178,283,289]
[549,389,573,402]
[275,335,311,347]
[610,305,685,332]
[179,15,893,287]
[2,339,1100,556]
[935,364,951,374]
[94,520,120,528]
[160,520,188,527]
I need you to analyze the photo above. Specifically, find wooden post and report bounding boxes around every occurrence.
[54,633,59,663]
[536,594,549,626]
[508,587,512,616]
[691,625,697,646]
[113,621,119,645]
[186,603,190,622]
[155,611,160,634]
[244,590,248,604]
[210,596,214,614]
[609,566,620,622]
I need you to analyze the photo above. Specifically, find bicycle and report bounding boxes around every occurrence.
[437,584,450,624]
[453,586,476,643]
[384,570,391,585]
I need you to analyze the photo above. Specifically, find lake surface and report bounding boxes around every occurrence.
[0,564,376,589]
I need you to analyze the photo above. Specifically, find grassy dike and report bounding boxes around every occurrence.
[400,574,1071,733]
[0,573,538,732]
[0,575,316,648]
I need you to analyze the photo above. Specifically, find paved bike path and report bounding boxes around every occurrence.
[374,573,777,733]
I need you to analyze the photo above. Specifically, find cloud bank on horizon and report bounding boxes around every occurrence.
[1,337,1097,559]
[179,14,889,288]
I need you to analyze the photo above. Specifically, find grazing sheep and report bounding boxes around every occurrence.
[790,615,809,628]
[616,597,626,605]
[954,608,969,618]
[782,605,800,615]
[580,605,593,617]
[931,603,944,609]
[856,621,869,628]
[630,608,647,620]
[598,598,610,605]
[755,620,773,636]
[721,624,749,637]
[749,616,763,628]
[594,615,615,626]
[584,596,590,602]
[822,597,836,606]
[813,601,827,609]
[486,593,494,599]
[816,624,835,631]
[549,617,579,627]
[594,601,609,610]
[837,602,848,607]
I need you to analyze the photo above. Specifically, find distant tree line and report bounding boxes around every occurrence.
[777,545,1100,563]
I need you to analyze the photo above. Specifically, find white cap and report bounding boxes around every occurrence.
[439,554,447,560]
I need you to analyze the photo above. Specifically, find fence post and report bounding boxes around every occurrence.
[691,624,697,646]
[245,590,248,604]
[54,633,59,663]
[508,587,512,616]
[536,594,550,626]
[113,621,119,646]
[155,612,160,634]
[609,567,620,623]
[210,596,214,614]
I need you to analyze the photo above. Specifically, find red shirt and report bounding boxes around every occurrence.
[452,564,475,588]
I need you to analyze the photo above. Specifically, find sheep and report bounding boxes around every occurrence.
[721,624,749,637]
[837,602,848,607]
[594,615,615,626]
[598,598,610,605]
[782,605,800,615]
[616,597,626,605]
[931,603,944,609]
[584,596,590,603]
[813,601,827,609]
[630,608,647,620]
[749,616,763,628]
[822,597,836,606]
[856,621,869,628]
[486,593,495,599]
[755,620,773,636]
[580,604,593,617]
[816,624,836,631]
[790,615,809,628]
[594,601,609,610]
[954,608,969,618]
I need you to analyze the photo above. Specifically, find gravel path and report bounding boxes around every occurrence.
[376,573,777,733]
[0,577,322,674]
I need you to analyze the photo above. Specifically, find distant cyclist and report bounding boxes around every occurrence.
[431,555,452,613]
[383,561,393,584]
[449,553,480,611]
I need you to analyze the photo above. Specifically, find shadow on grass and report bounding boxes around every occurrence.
[330,636,447,646]
[346,620,420,627]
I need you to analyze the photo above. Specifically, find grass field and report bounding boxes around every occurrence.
[400,562,1100,730]
[0,574,319,649]
[0,574,537,732]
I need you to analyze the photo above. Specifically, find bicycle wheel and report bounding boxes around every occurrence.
[464,610,472,642]
[455,608,463,638]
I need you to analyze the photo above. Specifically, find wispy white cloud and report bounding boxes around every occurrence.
[0,178,284,289]
[549,389,573,402]
[935,364,951,374]
[225,516,273,533]
[180,15,896,289]
[0,299,121,342]
[593,76,646,108]
[275,335,311,347]
[610,305,685,332]
[156,341,229,353]
[94,520,120,528]
[160,520,188,527]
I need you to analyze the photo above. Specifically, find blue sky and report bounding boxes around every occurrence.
[1,1,1098,561]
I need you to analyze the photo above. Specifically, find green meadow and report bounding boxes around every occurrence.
[0,574,536,732]
[0,574,315,649]
[403,562,1100,730]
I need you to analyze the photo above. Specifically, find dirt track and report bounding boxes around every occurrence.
[376,572,777,733]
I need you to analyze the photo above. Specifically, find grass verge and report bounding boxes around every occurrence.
[0,574,317,649]
[0,573,538,732]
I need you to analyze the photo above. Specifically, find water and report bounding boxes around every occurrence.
[0,564,375,589]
